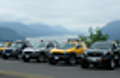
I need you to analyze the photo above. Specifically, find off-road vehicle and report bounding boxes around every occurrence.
[2,41,29,59]
[22,41,58,62]
[80,41,120,70]
[48,41,87,65]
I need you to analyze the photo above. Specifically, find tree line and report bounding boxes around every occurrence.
[79,27,109,47]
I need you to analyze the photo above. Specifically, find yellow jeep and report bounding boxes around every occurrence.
[48,41,87,65]
[0,42,12,54]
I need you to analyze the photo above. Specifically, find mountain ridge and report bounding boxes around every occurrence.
[102,20,120,40]
[0,21,72,41]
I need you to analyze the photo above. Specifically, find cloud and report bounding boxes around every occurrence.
[0,0,120,32]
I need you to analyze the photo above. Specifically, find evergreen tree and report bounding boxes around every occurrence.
[79,27,109,47]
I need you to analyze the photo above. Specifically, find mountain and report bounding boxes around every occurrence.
[102,20,120,40]
[0,27,24,41]
[0,22,36,37]
[29,24,71,36]
[0,21,72,41]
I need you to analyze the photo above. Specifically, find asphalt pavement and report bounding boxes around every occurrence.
[0,59,120,78]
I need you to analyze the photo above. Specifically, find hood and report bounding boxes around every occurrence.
[6,47,17,50]
[0,47,7,51]
[50,48,74,54]
[37,47,46,51]
[85,49,111,55]
[23,47,36,52]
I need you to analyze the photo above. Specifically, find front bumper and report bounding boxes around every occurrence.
[22,52,40,59]
[48,53,71,61]
[80,57,110,67]
[0,51,3,55]
[2,49,13,57]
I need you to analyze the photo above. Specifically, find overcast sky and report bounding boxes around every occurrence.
[0,0,120,32]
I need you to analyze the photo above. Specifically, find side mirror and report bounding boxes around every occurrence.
[21,44,27,49]
[76,45,81,49]
[47,45,55,49]
[112,44,117,50]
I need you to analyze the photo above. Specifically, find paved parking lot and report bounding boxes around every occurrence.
[0,59,120,78]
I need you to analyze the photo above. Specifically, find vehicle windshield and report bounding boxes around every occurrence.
[0,42,11,47]
[58,43,75,49]
[11,43,23,49]
[91,42,112,49]
[34,42,46,49]
[29,40,48,49]
[0,43,5,47]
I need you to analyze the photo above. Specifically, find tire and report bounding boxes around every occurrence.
[22,57,30,62]
[66,56,77,65]
[114,59,120,67]
[37,54,48,63]
[106,60,116,70]
[114,55,120,67]
[48,59,58,65]
[23,58,30,62]
[80,63,89,68]
[118,59,120,67]
[2,55,9,60]
[17,54,22,60]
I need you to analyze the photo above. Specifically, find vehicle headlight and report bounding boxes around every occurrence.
[3,49,13,53]
[103,52,112,58]
[2,50,6,53]
[48,52,52,56]
[64,52,67,54]
[80,54,85,58]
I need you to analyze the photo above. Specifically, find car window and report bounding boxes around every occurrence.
[112,44,117,49]
[58,43,75,49]
[46,42,55,48]
[91,42,112,49]
[76,45,82,49]
[11,43,23,49]
[0,43,4,47]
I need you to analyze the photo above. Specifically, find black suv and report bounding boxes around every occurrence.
[80,41,120,70]
[2,41,29,59]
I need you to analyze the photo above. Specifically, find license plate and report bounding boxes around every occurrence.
[25,55,30,58]
[54,56,59,60]
[90,58,97,62]
[115,56,119,59]
[88,57,100,62]
[6,53,10,56]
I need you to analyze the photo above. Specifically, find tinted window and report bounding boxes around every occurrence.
[11,43,23,49]
[59,43,75,49]
[91,42,112,49]
[0,43,4,47]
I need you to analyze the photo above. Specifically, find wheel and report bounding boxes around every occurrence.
[22,56,30,62]
[2,55,9,60]
[17,54,22,60]
[48,59,58,65]
[37,54,48,63]
[66,56,77,65]
[23,58,30,62]
[80,64,89,68]
[106,60,116,70]
[117,59,120,67]
[115,59,120,67]
[114,55,120,67]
